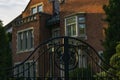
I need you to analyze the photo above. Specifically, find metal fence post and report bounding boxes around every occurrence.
[64,37,69,80]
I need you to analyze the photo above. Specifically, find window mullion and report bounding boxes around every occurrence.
[76,16,78,37]
[70,25,72,36]
[65,19,67,36]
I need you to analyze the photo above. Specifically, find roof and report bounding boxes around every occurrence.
[4,14,22,30]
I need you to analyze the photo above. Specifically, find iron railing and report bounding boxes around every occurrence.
[6,36,119,80]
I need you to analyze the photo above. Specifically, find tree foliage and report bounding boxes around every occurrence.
[103,0,120,64]
[109,44,120,79]
[0,20,12,79]
[94,44,120,80]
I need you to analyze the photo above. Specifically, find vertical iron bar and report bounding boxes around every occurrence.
[49,48,50,79]
[28,63,30,79]
[64,37,69,80]
[33,58,36,80]
[23,64,24,78]
[17,66,19,78]
[50,49,53,79]
[44,47,45,80]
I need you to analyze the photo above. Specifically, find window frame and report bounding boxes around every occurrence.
[65,14,87,38]
[31,2,43,15]
[31,7,37,15]
[17,27,34,53]
[14,60,37,78]
[37,5,43,12]
[65,16,78,37]
[78,15,86,37]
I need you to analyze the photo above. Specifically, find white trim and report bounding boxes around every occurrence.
[64,18,67,36]
[30,2,44,15]
[65,14,87,39]
[30,2,44,8]
[17,48,34,54]
[17,27,33,33]
[76,16,78,37]
[65,16,78,37]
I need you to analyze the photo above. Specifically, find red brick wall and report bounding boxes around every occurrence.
[60,0,108,51]
[11,0,110,77]
[12,0,108,66]
[12,13,51,63]
[22,0,53,18]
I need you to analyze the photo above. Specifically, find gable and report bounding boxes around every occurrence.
[22,0,53,18]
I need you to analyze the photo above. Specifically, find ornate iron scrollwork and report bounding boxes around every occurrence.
[54,44,78,70]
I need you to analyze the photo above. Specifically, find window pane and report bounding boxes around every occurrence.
[24,63,29,77]
[66,16,76,24]
[27,30,33,49]
[67,24,76,36]
[18,33,21,51]
[31,7,37,14]
[25,32,28,49]
[17,29,33,51]
[79,24,85,35]
[38,5,43,12]
[23,32,27,50]
[30,62,35,77]
[78,17,85,23]
[67,25,72,36]
[19,65,23,77]
[20,33,23,50]
[66,16,77,36]
[72,24,76,35]
[27,30,30,49]
[30,30,33,48]
[18,33,23,51]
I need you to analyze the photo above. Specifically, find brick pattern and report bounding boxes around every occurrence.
[60,0,108,51]
[12,13,51,63]
[22,0,53,18]
[12,0,108,67]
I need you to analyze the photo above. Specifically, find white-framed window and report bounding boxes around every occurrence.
[65,16,77,36]
[37,5,43,12]
[31,4,43,15]
[17,28,34,52]
[65,14,86,38]
[31,7,37,14]
[52,28,60,38]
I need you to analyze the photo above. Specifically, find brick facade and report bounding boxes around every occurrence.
[60,0,108,51]
[12,13,51,63]
[22,0,53,17]
[6,0,108,77]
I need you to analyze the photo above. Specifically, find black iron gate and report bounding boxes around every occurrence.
[6,36,118,80]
